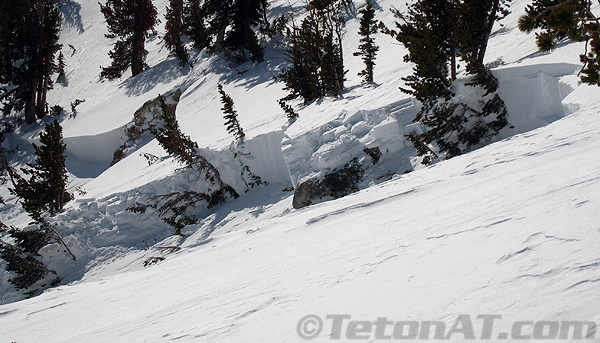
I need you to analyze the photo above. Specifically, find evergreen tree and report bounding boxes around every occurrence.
[0,234,60,296]
[391,0,510,163]
[9,120,71,220]
[56,52,67,85]
[353,2,379,83]
[518,0,600,86]
[150,96,239,208]
[0,216,76,296]
[217,84,245,143]
[0,0,62,124]
[100,0,158,79]
[182,0,268,62]
[164,0,189,65]
[278,99,299,122]
[183,0,210,50]
[276,0,347,103]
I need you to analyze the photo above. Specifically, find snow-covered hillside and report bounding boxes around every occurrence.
[1,0,600,341]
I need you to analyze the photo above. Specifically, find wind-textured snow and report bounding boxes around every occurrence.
[1,0,600,341]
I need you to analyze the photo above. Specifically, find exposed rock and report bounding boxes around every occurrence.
[292,158,365,209]
[111,89,182,165]
[292,179,327,209]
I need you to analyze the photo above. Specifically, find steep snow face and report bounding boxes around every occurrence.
[1,0,600,339]
[1,81,600,342]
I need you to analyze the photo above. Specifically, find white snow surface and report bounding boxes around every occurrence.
[1,0,600,341]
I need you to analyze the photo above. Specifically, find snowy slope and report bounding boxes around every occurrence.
[1,83,600,342]
[1,0,600,341]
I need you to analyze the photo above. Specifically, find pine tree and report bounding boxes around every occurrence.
[9,120,71,220]
[183,0,210,50]
[150,96,239,208]
[100,0,158,79]
[391,0,509,163]
[276,0,347,103]
[0,0,62,124]
[278,99,299,122]
[56,52,67,85]
[164,0,189,65]
[222,0,269,62]
[217,84,245,143]
[353,2,379,83]
[182,0,268,62]
[518,0,600,86]
[0,234,60,296]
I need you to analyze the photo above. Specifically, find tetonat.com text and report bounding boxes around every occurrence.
[296,314,597,340]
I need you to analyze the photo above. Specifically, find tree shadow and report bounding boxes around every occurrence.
[121,58,190,97]
[515,39,575,64]
[57,0,84,33]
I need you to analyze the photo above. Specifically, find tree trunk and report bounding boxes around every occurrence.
[131,32,145,77]
[25,88,37,125]
[478,0,500,64]
[36,74,49,120]
[213,22,227,52]
[450,48,457,81]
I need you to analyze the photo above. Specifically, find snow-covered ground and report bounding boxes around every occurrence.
[1,0,600,341]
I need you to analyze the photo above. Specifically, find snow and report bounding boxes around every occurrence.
[1,0,600,341]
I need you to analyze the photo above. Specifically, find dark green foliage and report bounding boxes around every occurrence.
[0,0,63,124]
[222,0,269,62]
[276,1,346,103]
[9,120,71,219]
[363,146,381,165]
[151,96,239,215]
[391,0,510,163]
[151,95,202,169]
[126,202,148,214]
[405,132,439,165]
[217,84,245,143]
[56,52,67,85]
[183,0,268,62]
[354,2,379,83]
[8,227,52,255]
[132,191,214,235]
[143,256,165,267]
[321,158,364,199]
[581,26,600,85]
[162,215,198,236]
[240,165,264,189]
[0,218,70,296]
[50,105,64,116]
[183,0,210,50]
[0,240,58,294]
[164,0,189,65]
[100,0,158,79]
[278,99,299,122]
[518,0,600,86]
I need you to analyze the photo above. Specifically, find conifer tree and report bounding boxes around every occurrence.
[150,96,239,208]
[354,2,379,83]
[0,0,62,124]
[56,52,67,85]
[276,0,347,103]
[100,0,158,79]
[391,0,510,163]
[518,0,600,86]
[164,0,189,65]
[182,0,268,62]
[217,84,245,143]
[278,99,299,122]
[9,120,71,219]
[0,231,60,296]
[183,0,211,50]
